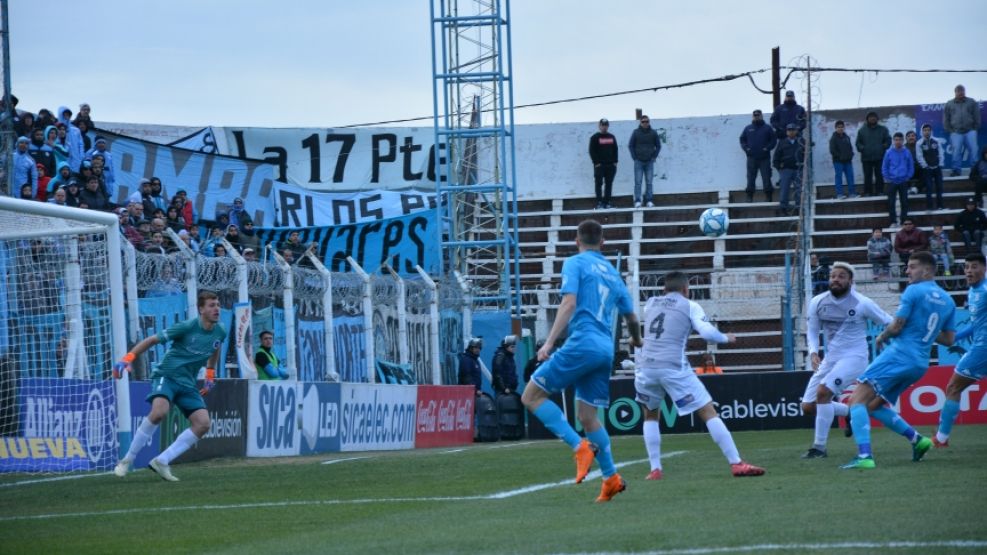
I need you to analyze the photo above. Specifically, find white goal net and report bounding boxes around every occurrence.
[0,198,129,473]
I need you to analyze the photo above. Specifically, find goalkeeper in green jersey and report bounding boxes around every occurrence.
[113,291,228,481]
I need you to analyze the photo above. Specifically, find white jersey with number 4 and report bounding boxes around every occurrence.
[806,288,892,360]
[638,292,728,371]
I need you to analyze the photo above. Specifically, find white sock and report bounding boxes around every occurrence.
[832,402,849,417]
[123,418,159,462]
[814,403,835,449]
[706,417,741,465]
[643,420,662,471]
[157,429,199,465]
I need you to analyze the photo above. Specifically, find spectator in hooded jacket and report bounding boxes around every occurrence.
[44,124,68,169]
[46,161,72,196]
[856,111,891,197]
[740,109,776,202]
[588,118,618,209]
[627,115,661,208]
[57,106,85,172]
[917,123,946,211]
[239,219,261,252]
[882,133,915,226]
[35,164,51,202]
[943,85,981,176]
[13,136,38,197]
[227,197,249,229]
[969,146,987,209]
[954,198,986,254]
[492,335,519,395]
[829,120,856,199]
[770,90,806,139]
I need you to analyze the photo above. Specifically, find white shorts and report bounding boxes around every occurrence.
[801,354,868,403]
[635,363,712,416]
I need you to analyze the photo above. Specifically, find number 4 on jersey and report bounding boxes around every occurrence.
[649,313,665,340]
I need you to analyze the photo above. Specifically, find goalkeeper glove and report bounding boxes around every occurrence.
[199,367,216,396]
[113,352,136,379]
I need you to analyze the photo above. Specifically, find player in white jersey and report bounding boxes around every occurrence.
[801,262,893,458]
[635,271,765,479]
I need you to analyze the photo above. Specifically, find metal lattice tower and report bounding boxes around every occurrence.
[429,0,520,313]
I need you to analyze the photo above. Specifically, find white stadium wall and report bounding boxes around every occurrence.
[101,101,986,202]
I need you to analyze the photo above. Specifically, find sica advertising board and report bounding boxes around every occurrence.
[415,385,474,448]
[2,379,117,472]
[300,382,341,455]
[247,381,300,457]
[340,384,416,452]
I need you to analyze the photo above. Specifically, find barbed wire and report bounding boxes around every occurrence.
[331,271,365,316]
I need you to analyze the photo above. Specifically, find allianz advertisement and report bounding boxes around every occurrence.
[2,379,117,472]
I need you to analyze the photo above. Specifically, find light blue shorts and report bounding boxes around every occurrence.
[858,350,927,405]
[531,343,613,407]
[955,346,987,381]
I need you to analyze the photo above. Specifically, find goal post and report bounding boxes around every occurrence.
[0,197,130,473]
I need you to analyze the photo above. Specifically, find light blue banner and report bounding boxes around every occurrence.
[103,129,276,226]
[256,209,437,275]
[333,315,368,383]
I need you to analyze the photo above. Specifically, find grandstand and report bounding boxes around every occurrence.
[511,175,979,373]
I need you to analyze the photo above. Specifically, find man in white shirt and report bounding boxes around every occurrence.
[801,261,893,458]
[635,271,765,479]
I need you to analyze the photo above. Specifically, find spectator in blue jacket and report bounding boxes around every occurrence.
[458,338,484,395]
[882,132,915,225]
[13,136,38,197]
[56,106,85,173]
[739,109,776,202]
[770,90,806,139]
[772,124,804,215]
[628,115,661,208]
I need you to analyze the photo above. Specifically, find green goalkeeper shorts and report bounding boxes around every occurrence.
[147,376,207,417]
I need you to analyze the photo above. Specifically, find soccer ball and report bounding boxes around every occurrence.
[699,208,729,238]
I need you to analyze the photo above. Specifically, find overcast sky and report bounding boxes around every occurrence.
[9,1,987,128]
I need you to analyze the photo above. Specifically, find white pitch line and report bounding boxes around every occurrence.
[320,456,371,466]
[0,471,114,488]
[557,540,987,555]
[0,451,685,522]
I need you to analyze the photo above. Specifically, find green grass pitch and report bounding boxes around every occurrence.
[2,426,986,554]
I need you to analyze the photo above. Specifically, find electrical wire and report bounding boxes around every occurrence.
[336,66,987,128]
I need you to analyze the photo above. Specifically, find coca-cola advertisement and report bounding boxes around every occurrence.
[415,385,474,448]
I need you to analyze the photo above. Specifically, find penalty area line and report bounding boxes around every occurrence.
[0,451,685,522]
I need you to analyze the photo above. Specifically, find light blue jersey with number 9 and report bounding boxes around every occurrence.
[560,250,634,351]
[890,280,956,361]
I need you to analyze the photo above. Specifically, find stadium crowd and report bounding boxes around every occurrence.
[4,98,318,264]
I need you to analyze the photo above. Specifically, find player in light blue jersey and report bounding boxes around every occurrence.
[842,252,956,469]
[112,291,227,481]
[521,220,642,502]
[933,253,986,448]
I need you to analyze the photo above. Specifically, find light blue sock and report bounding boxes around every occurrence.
[850,404,872,457]
[532,401,582,449]
[939,399,961,438]
[585,427,616,477]
[872,406,917,442]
